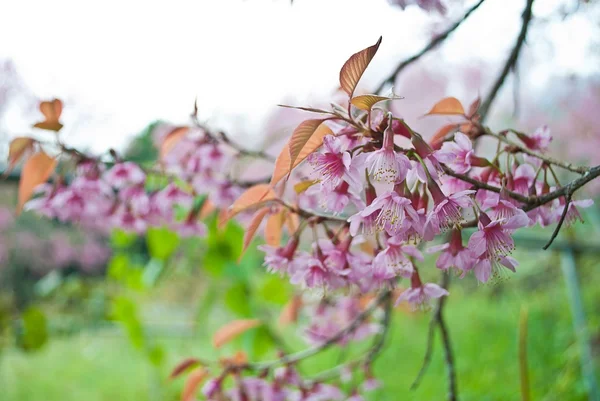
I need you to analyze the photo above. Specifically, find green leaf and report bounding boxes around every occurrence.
[225,283,252,317]
[147,344,165,367]
[147,227,180,260]
[203,217,245,276]
[108,254,144,290]
[258,275,290,305]
[246,326,274,360]
[20,306,48,351]
[111,229,138,248]
[34,271,62,297]
[110,296,145,350]
[143,258,164,288]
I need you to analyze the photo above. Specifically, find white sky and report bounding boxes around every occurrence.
[0,0,596,153]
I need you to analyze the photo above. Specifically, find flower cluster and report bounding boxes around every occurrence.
[13,36,600,401]
[0,207,110,275]
[199,362,380,401]
[24,124,252,238]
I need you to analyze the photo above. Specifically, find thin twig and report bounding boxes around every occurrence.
[543,192,571,249]
[479,0,535,121]
[305,291,394,386]
[438,300,458,401]
[487,129,588,174]
[523,165,600,212]
[246,289,392,371]
[410,306,438,389]
[366,290,393,365]
[442,165,530,203]
[374,0,487,95]
[410,272,451,390]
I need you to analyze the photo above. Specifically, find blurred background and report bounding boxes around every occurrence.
[0,0,599,400]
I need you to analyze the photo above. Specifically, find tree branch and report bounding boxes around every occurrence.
[246,289,392,371]
[410,272,453,392]
[542,192,571,249]
[374,0,487,95]
[479,0,535,121]
[486,129,588,174]
[438,300,458,401]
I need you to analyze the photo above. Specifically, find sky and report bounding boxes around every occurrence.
[0,0,596,154]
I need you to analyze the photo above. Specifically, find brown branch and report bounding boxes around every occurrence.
[523,164,600,212]
[411,272,452,391]
[246,289,392,371]
[275,199,349,224]
[479,0,535,121]
[542,192,571,249]
[191,115,276,162]
[438,299,458,401]
[374,0,487,95]
[487,129,588,174]
[410,304,438,389]
[442,165,530,203]
[366,290,393,365]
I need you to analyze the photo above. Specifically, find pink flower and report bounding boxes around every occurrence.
[395,282,449,308]
[365,121,411,184]
[306,181,360,214]
[373,236,423,278]
[308,135,355,189]
[259,238,299,275]
[103,162,146,189]
[511,164,536,196]
[559,198,594,226]
[411,134,449,183]
[427,180,474,232]
[153,183,193,214]
[110,206,147,233]
[361,189,418,236]
[438,133,475,174]
[518,125,552,152]
[119,184,151,216]
[468,211,529,283]
[172,217,207,238]
[472,255,519,283]
[427,229,476,274]
[290,254,342,290]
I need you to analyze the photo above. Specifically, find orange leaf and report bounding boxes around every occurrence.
[271,124,332,186]
[17,151,56,214]
[161,126,190,160]
[265,211,284,246]
[288,119,326,171]
[33,99,63,131]
[467,96,481,119]
[5,137,35,175]
[350,95,390,111]
[219,351,248,367]
[199,199,216,219]
[429,124,458,149]
[424,97,465,116]
[285,211,300,236]
[228,184,276,219]
[181,367,208,401]
[217,208,231,229]
[170,358,201,379]
[242,207,270,255]
[213,319,261,348]
[339,36,382,98]
[279,295,302,326]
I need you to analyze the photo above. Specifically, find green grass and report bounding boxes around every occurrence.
[1,251,599,401]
